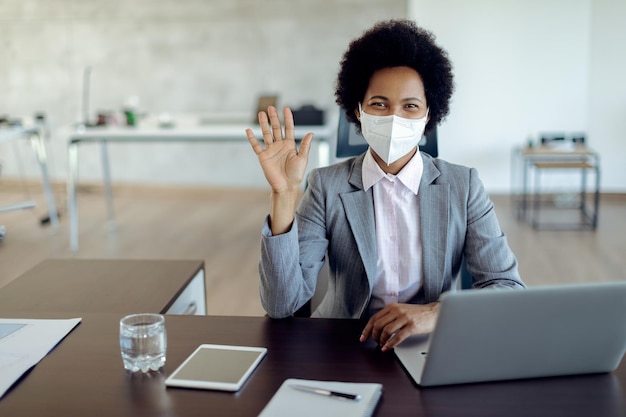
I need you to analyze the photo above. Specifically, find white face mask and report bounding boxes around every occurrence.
[358,103,429,165]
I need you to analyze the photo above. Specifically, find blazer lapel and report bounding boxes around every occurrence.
[339,155,377,289]
[337,154,449,304]
[419,157,449,303]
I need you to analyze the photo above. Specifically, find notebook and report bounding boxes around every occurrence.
[395,282,626,387]
[258,378,382,417]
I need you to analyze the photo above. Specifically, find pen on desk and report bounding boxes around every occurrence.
[290,384,361,401]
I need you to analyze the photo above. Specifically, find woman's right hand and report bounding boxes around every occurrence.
[246,106,313,194]
[246,106,313,235]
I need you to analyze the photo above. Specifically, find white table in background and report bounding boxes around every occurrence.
[67,122,334,252]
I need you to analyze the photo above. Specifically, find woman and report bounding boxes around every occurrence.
[246,19,524,352]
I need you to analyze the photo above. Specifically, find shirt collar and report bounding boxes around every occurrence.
[362,148,423,195]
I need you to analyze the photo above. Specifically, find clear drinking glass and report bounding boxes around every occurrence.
[120,313,167,373]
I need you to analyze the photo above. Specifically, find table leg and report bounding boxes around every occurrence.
[30,131,59,229]
[580,167,588,217]
[100,141,116,227]
[532,164,540,229]
[592,163,600,229]
[0,201,35,212]
[68,142,79,252]
[520,159,529,221]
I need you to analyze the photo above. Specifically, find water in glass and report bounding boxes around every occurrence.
[120,314,167,373]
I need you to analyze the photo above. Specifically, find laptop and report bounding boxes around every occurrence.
[394,282,626,387]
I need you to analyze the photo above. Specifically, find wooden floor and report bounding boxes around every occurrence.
[1,186,625,317]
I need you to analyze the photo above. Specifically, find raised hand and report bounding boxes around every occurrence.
[246,106,313,235]
[246,106,313,194]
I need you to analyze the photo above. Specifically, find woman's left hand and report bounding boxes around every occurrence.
[360,302,440,352]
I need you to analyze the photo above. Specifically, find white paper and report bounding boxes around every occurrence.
[0,317,82,399]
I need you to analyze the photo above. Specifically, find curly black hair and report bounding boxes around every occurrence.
[335,19,454,134]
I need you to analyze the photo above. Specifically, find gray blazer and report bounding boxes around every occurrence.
[259,152,524,319]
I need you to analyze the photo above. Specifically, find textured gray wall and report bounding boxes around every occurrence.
[0,0,407,186]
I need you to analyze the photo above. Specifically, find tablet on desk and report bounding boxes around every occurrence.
[165,344,267,391]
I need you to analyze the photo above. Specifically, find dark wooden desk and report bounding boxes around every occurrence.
[0,259,206,315]
[0,314,624,417]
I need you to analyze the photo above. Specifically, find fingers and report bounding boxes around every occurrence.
[375,311,411,351]
[256,106,288,145]
[298,133,314,160]
[268,106,284,143]
[360,309,393,343]
[247,106,313,156]
[248,106,280,152]
[359,322,372,343]
[245,128,264,155]
[359,304,420,352]
[258,109,273,146]
[375,314,405,349]
[381,328,411,352]
[283,107,295,140]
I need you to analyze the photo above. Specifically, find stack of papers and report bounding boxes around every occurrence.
[0,318,82,399]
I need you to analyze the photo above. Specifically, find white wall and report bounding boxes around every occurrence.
[409,0,625,193]
[588,0,626,192]
[0,0,406,187]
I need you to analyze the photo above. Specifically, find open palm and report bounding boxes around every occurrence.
[246,106,313,193]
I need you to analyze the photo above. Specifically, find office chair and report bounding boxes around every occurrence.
[294,110,470,317]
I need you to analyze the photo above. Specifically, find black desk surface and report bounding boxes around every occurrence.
[0,314,624,417]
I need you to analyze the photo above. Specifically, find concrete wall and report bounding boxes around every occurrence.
[0,0,406,187]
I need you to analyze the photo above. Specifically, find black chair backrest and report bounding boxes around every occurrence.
[336,110,438,158]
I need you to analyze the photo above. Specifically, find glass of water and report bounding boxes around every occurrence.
[120,313,167,373]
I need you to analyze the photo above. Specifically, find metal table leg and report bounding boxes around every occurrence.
[100,141,116,227]
[68,141,79,252]
[0,201,35,212]
[520,159,529,221]
[30,130,59,229]
[591,161,601,229]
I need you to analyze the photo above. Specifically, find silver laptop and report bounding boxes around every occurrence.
[395,282,626,387]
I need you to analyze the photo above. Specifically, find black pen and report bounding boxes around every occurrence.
[290,384,362,401]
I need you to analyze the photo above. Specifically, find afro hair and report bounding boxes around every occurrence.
[335,19,454,133]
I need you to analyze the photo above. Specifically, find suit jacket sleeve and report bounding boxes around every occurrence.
[464,167,523,289]
[258,170,329,318]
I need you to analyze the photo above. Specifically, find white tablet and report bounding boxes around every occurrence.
[165,344,267,391]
